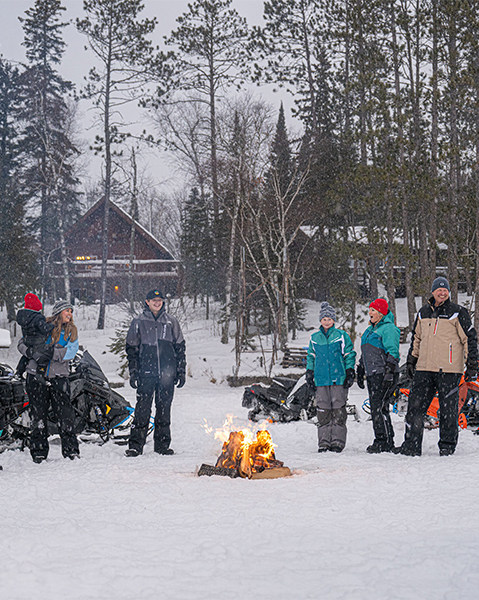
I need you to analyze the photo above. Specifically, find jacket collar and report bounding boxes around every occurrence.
[428,296,450,313]
[143,304,166,320]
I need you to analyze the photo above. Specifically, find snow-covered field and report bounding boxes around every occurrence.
[1,299,479,600]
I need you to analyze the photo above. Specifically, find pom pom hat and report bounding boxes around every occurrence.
[24,293,42,312]
[369,298,389,316]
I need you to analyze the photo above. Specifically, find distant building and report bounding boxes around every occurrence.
[50,197,180,303]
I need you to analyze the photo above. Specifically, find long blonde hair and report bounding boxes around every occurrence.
[46,314,78,344]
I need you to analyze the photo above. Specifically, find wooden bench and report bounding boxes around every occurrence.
[281,346,308,368]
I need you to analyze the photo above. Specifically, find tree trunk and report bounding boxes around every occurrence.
[97,32,113,330]
[129,148,138,313]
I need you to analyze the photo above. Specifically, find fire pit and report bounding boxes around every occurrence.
[198,421,291,479]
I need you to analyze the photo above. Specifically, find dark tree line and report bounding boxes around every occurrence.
[177,0,479,355]
[3,0,479,352]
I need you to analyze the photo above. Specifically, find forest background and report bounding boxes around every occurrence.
[1,0,479,369]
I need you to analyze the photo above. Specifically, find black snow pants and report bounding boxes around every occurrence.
[129,373,175,454]
[367,373,397,448]
[403,370,461,455]
[26,374,79,460]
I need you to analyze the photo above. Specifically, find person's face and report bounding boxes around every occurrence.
[369,307,383,324]
[60,308,73,324]
[146,297,164,314]
[320,317,334,330]
[432,287,449,306]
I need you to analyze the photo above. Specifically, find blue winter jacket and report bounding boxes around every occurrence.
[360,311,400,376]
[307,325,356,386]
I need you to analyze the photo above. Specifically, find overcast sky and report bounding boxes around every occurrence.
[0,0,293,194]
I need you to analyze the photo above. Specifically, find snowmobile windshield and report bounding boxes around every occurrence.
[78,351,108,383]
[285,375,308,407]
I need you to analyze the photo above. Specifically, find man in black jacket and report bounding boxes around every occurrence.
[125,289,186,457]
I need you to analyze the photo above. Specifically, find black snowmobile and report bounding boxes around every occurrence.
[0,350,133,450]
[242,374,360,423]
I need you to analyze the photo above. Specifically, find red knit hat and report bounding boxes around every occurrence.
[24,293,43,311]
[369,298,389,315]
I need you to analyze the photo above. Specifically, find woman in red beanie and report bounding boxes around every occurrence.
[356,298,401,453]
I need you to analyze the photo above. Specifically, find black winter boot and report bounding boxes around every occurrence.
[366,440,393,454]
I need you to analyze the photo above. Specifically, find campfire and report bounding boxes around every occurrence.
[198,416,291,479]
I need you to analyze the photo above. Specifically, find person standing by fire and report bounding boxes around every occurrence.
[125,289,186,457]
[306,302,356,453]
[394,277,478,456]
[356,298,400,454]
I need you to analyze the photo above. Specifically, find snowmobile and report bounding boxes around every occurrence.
[242,374,360,423]
[0,350,134,450]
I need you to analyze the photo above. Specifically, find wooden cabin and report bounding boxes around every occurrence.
[50,197,180,303]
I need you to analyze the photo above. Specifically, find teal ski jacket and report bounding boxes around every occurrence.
[307,325,356,386]
[360,310,400,376]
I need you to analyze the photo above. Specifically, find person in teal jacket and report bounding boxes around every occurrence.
[306,302,356,453]
[356,298,400,453]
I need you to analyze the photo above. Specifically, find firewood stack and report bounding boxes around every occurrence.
[198,429,291,479]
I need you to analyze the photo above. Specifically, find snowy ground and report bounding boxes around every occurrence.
[1,299,479,600]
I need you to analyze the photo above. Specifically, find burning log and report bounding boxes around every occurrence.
[199,427,291,479]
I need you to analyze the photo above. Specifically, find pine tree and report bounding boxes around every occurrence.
[254,0,323,131]
[180,187,215,305]
[0,59,37,319]
[160,0,249,270]
[19,0,81,300]
[77,0,157,328]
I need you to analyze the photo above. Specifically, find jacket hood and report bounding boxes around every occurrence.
[374,310,396,327]
[16,308,39,327]
[142,304,166,320]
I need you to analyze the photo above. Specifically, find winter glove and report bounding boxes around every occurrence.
[343,368,355,389]
[33,345,54,367]
[356,362,365,389]
[175,372,186,388]
[25,346,35,359]
[464,365,478,382]
[129,372,138,389]
[382,356,397,394]
[305,369,315,391]
[406,355,417,381]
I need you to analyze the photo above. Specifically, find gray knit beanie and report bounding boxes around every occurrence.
[319,302,336,321]
[51,299,74,317]
[431,277,450,293]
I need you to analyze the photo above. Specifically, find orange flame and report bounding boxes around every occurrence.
[203,414,282,476]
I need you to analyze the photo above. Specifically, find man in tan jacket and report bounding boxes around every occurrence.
[395,277,478,456]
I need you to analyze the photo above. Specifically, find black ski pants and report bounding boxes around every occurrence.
[26,374,79,460]
[129,373,175,453]
[367,373,397,448]
[403,370,461,455]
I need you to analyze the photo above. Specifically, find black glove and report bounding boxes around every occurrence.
[25,346,35,359]
[464,365,477,382]
[343,368,355,389]
[129,372,138,389]
[305,369,315,390]
[33,345,54,366]
[175,372,186,388]
[382,357,397,394]
[356,363,365,389]
[406,355,417,381]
